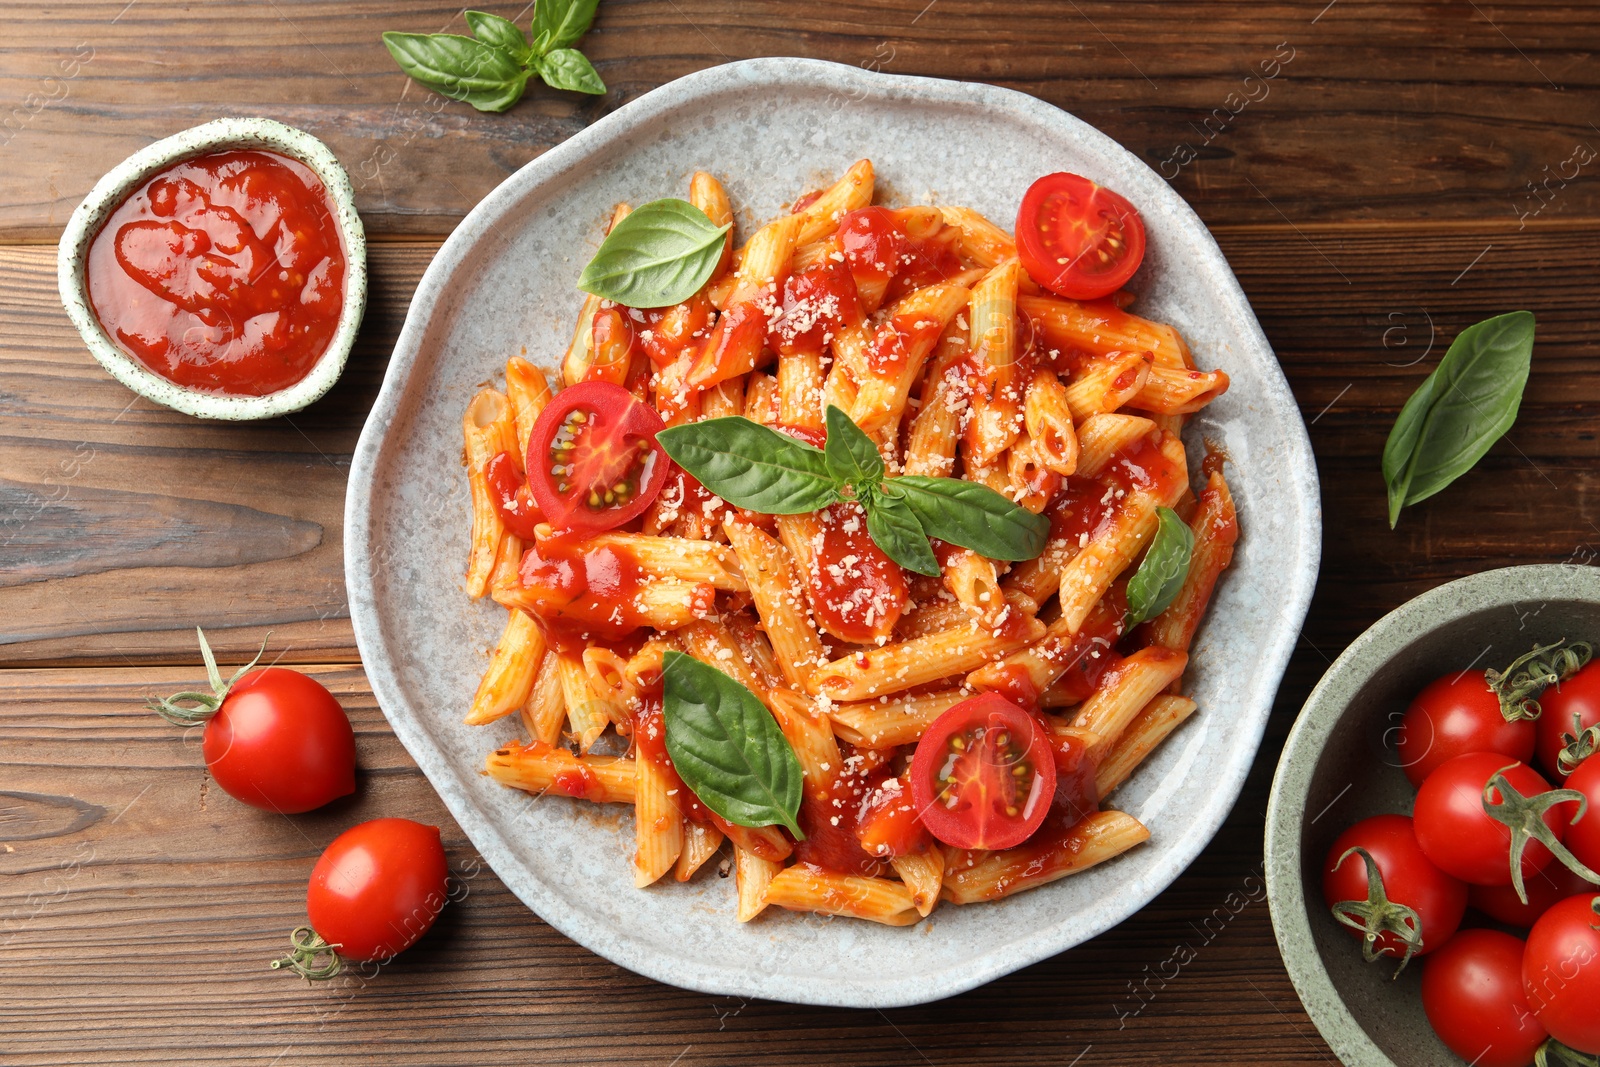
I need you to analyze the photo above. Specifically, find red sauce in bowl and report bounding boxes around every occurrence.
[85,149,346,396]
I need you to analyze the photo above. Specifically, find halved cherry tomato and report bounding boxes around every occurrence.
[910,693,1057,850]
[525,381,668,534]
[305,818,449,963]
[1523,892,1600,1054]
[1422,929,1548,1067]
[1537,659,1600,781]
[1396,670,1536,788]
[1321,814,1466,962]
[1016,173,1146,301]
[484,451,543,540]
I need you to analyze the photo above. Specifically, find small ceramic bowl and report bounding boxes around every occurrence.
[1265,564,1600,1067]
[56,117,366,420]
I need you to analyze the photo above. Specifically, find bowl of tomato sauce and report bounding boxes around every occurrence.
[57,116,366,419]
[1266,564,1600,1067]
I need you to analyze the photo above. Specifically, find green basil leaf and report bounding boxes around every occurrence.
[662,652,805,836]
[656,417,841,514]
[532,0,599,52]
[864,486,940,577]
[823,404,883,491]
[576,198,732,308]
[1383,311,1535,528]
[463,10,531,61]
[381,31,530,112]
[891,475,1050,561]
[537,47,606,95]
[1125,506,1195,625]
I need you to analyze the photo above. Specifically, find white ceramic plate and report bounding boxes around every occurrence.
[347,58,1320,1008]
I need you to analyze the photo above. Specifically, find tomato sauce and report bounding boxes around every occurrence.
[1050,728,1100,826]
[638,294,713,369]
[867,312,944,379]
[518,538,707,645]
[85,150,346,396]
[807,501,909,643]
[792,748,892,876]
[766,258,862,357]
[1044,587,1129,705]
[839,207,906,292]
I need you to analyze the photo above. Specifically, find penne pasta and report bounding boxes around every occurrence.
[486,740,635,804]
[942,810,1150,903]
[827,688,969,749]
[465,608,545,726]
[762,864,922,926]
[724,522,829,692]
[809,615,1046,702]
[891,851,946,917]
[1096,694,1198,798]
[463,388,518,598]
[634,755,685,887]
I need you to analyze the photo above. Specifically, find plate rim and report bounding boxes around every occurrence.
[346,56,1322,1007]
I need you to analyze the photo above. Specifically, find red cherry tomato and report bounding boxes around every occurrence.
[525,381,668,534]
[1537,660,1600,782]
[910,693,1056,850]
[1422,929,1548,1067]
[1561,757,1600,876]
[1471,863,1595,928]
[1321,814,1466,962]
[1523,893,1600,1053]
[201,667,356,814]
[1015,173,1146,300]
[1414,753,1573,887]
[1396,670,1535,788]
[855,774,932,859]
[484,451,544,540]
[306,818,450,962]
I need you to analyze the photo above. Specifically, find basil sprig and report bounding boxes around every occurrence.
[1125,506,1194,625]
[577,199,732,308]
[661,652,805,837]
[656,406,1049,578]
[382,1,604,114]
[1383,311,1535,528]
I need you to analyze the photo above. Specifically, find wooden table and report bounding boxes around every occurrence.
[4,2,1596,1062]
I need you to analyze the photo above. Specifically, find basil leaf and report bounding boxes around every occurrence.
[891,475,1050,561]
[1125,506,1195,625]
[537,47,606,94]
[1382,311,1535,528]
[865,486,940,577]
[381,32,530,113]
[577,199,732,308]
[463,10,531,61]
[662,652,805,837]
[823,404,883,491]
[656,417,841,514]
[532,0,599,52]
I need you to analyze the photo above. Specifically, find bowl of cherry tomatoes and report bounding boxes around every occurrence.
[1266,564,1600,1067]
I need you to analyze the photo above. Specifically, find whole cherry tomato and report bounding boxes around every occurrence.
[1470,862,1594,928]
[1413,753,1576,889]
[1537,659,1600,782]
[149,628,355,814]
[1559,756,1600,877]
[1422,929,1548,1067]
[275,818,450,978]
[1522,893,1600,1054]
[1396,670,1535,788]
[1322,815,1466,967]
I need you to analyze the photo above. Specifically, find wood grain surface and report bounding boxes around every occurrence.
[4,2,1598,1064]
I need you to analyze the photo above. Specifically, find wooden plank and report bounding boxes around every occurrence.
[0,664,1327,1064]
[2,1,1598,237]
[4,221,1597,665]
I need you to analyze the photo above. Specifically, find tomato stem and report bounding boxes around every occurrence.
[1327,845,1424,977]
[145,627,270,727]
[1486,638,1592,723]
[1558,713,1600,776]
[269,925,344,981]
[1536,1039,1600,1067]
[1480,767,1600,903]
